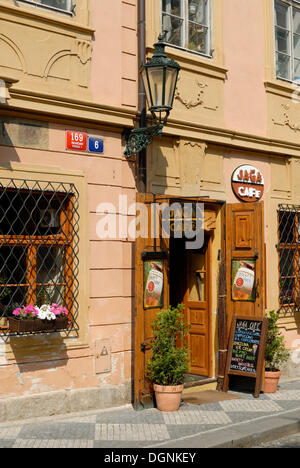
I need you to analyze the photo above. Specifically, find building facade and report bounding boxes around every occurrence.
[133,0,300,407]
[1,0,300,418]
[0,0,138,418]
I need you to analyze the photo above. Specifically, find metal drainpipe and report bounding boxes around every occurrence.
[138,0,147,192]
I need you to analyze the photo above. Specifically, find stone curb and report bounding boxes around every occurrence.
[0,383,131,423]
[152,406,300,448]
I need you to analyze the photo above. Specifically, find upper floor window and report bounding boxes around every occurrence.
[18,0,74,15]
[161,0,211,56]
[275,0,300,82]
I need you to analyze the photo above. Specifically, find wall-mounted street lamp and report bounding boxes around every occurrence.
[124,34,180,158]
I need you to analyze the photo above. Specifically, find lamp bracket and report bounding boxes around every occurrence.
[124,123,163,158]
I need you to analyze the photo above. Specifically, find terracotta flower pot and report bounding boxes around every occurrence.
[264,370,281,394]
[153,384,184,412]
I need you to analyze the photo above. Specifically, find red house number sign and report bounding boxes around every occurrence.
[66,130,87,151]
[231,165,264,203]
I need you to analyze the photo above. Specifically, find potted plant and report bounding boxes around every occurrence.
[264,310,290,393]
[9,303,69,334]
[146,304,190,411]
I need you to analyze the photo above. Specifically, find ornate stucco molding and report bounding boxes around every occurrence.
[273,104,300,133]
[174,77,218,111]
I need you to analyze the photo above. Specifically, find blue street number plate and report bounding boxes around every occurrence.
[88,137,104,154]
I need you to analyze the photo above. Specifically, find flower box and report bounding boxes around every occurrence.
[9,317,69,334]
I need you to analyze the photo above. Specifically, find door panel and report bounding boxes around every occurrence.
[184,237,211,377]
[226,203,265,334]
[134,193,170,410]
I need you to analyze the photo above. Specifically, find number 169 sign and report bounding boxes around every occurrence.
[66,131,87,151]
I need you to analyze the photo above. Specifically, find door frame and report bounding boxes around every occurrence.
[134,195,223,409]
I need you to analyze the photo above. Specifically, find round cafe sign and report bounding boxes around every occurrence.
[231,165,264,203]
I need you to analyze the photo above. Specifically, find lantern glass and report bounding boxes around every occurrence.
[165,67,178,107]
[145,67,165,109]
[142,65,178,119]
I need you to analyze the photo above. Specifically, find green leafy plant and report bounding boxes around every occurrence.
[265,311,290,372]
[146,304,190,386]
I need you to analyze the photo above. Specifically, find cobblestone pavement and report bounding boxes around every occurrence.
[257,432,300,448]
[0,380,300,448]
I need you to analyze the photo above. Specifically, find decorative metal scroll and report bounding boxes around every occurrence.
[124,124,163,158]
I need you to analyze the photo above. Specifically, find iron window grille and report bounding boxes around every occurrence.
[0,177,79,338]
[277,204,300,314]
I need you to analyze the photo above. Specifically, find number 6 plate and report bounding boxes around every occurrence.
[88,137,104,154]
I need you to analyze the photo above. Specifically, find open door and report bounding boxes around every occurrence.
[183,235,212,377]
[225,202,265,333]
[134,193,170,410]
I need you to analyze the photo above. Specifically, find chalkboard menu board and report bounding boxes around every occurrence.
[223,315,268,398]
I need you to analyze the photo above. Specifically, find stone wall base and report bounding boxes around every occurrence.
[0,382,132,423]
[281,360,300,380]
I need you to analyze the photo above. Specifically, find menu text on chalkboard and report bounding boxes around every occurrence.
[230,319,262,374]
[223,315,268,398]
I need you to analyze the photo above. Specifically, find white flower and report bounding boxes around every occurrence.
[37,309,47,320]
[40,304,51,313]
[46,311,56,321]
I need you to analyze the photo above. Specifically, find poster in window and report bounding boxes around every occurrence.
[232,259,256,302]
[143,260,164,309]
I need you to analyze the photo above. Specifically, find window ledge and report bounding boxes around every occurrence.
[0,0,95,34]
[146,44,227,80]
[265,79,300,96]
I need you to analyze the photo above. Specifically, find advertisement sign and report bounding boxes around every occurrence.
[232,259,256,302]
[143,260,164,309]
[66,130,87,151]
[231,165,264,202]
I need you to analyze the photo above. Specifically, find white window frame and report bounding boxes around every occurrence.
[161,0,212,58]
[274,0,300,83]
[17,0,74,16]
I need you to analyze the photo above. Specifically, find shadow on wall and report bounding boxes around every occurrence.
[8,333,69,388]
[0,116,49,164]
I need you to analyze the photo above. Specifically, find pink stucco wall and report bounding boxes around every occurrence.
[0,0,138,398]
[223,0,268,136]
[90,0,138,109]
[0,121,136,397]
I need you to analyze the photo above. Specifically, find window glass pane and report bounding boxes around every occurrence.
[162,0,182,17]
[188,23,208,54]
[0,247,27,317]
[276,52,291,80]
[162,13,184,47]
[189,0,208,26]
[275,1,290,29]
[0,189,66,236]
[293,7,300,35]
[276,28,290,53]
[279,249,296,305]
[294,33,300,59]
[36,246,65,306]
[278,210,295,243]
[39,0,71,11]
[294,57,300,80]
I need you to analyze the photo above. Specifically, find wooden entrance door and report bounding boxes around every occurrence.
[225,202,265,333]
[184,236,211,377]
[134,193,170,410]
